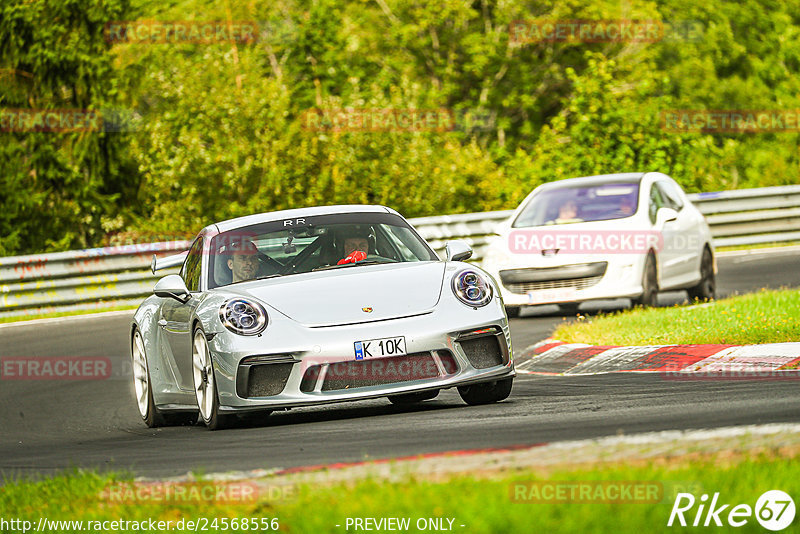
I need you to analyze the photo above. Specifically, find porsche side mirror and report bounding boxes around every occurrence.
[153,274,191,303]
[445,240,473,262]
[656,207,679,225]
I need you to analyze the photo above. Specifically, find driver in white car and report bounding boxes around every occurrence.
[555,199,581,224]
[336,226,372,264]
[227,240,260,283]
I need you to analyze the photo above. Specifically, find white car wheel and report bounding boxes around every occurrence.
[192,330,215,421]
[192,328,231,430]
[132,330,150,419]
[133,328,196,427]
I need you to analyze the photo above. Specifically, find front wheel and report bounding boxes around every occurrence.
[193,327,233,430]
[132,329,197,427]
[505,306,521,319]
[457,377,513,406]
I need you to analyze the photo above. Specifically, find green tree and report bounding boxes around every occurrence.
[0,0,137,255]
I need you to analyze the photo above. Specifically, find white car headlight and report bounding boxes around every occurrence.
[452,270,493,307]
[219,298,268,335]
[482,238,511,268]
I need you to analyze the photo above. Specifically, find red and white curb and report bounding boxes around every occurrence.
[517,339,800,377]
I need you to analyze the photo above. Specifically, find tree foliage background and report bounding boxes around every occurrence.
[1,0,799,254]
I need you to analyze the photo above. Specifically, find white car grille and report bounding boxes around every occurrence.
[503,275,603,294]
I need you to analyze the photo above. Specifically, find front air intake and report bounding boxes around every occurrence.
[459,335,504,369]
[236,362,294,398]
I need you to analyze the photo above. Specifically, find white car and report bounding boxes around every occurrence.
[132,205,514,430]
[482,172,716,317]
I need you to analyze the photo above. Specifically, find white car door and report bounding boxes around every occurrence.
[647,182,682,287]
[160,237,203,391]
[656,180,701,287]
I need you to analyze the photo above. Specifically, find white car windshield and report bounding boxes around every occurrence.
[208,212,437,288]
[512,182,640,228]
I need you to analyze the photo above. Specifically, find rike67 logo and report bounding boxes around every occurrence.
[668,490,795,531]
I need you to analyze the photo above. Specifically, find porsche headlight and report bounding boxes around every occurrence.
[219,298,268,335]
[452,270,493,307]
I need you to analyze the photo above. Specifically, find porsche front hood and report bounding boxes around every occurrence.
[224,262,446,327]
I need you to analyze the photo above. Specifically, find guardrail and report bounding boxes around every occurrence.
[2,184,799,317]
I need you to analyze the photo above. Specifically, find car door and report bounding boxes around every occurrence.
[160,236,203,391]
[656,180,700,286]
[648,183,682,287]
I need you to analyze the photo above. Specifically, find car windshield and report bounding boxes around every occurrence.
[512,182,640,228]
[208,212,438,288]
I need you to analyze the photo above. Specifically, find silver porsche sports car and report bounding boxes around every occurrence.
[130,205,515,429]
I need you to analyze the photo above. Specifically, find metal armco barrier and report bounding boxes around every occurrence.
[0,242,189,316]
[2,185,800,317]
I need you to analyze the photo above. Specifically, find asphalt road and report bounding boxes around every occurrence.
[0,248,798,479]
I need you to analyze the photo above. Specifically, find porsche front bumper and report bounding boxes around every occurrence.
[207,304,514,412]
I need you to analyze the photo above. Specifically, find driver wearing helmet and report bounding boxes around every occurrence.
[336,225,372,265]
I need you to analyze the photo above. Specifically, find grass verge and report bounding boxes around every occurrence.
[716,240,800,252]
[552,288,800,346]
[1,451,797,533]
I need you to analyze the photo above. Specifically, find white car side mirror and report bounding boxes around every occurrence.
[153,274,191,303]
[445,240,473,262]
[656,207,679,225]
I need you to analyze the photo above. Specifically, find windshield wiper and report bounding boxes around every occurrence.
[312,259,395,272]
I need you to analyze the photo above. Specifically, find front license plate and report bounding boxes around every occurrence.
[527,287,577,304]
[354,336,407,360]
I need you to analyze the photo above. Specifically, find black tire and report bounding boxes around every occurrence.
[193,327,234,431]
[132,329,198,428]
[202,379,233,431]
[505,306,521,319]
[687,248,716,301]
[558,303,580,315]
[388,390,439,405]
[143,389,197,427]
[457,377,513,406]
[142,370,164,428]
[633,253,658,307]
